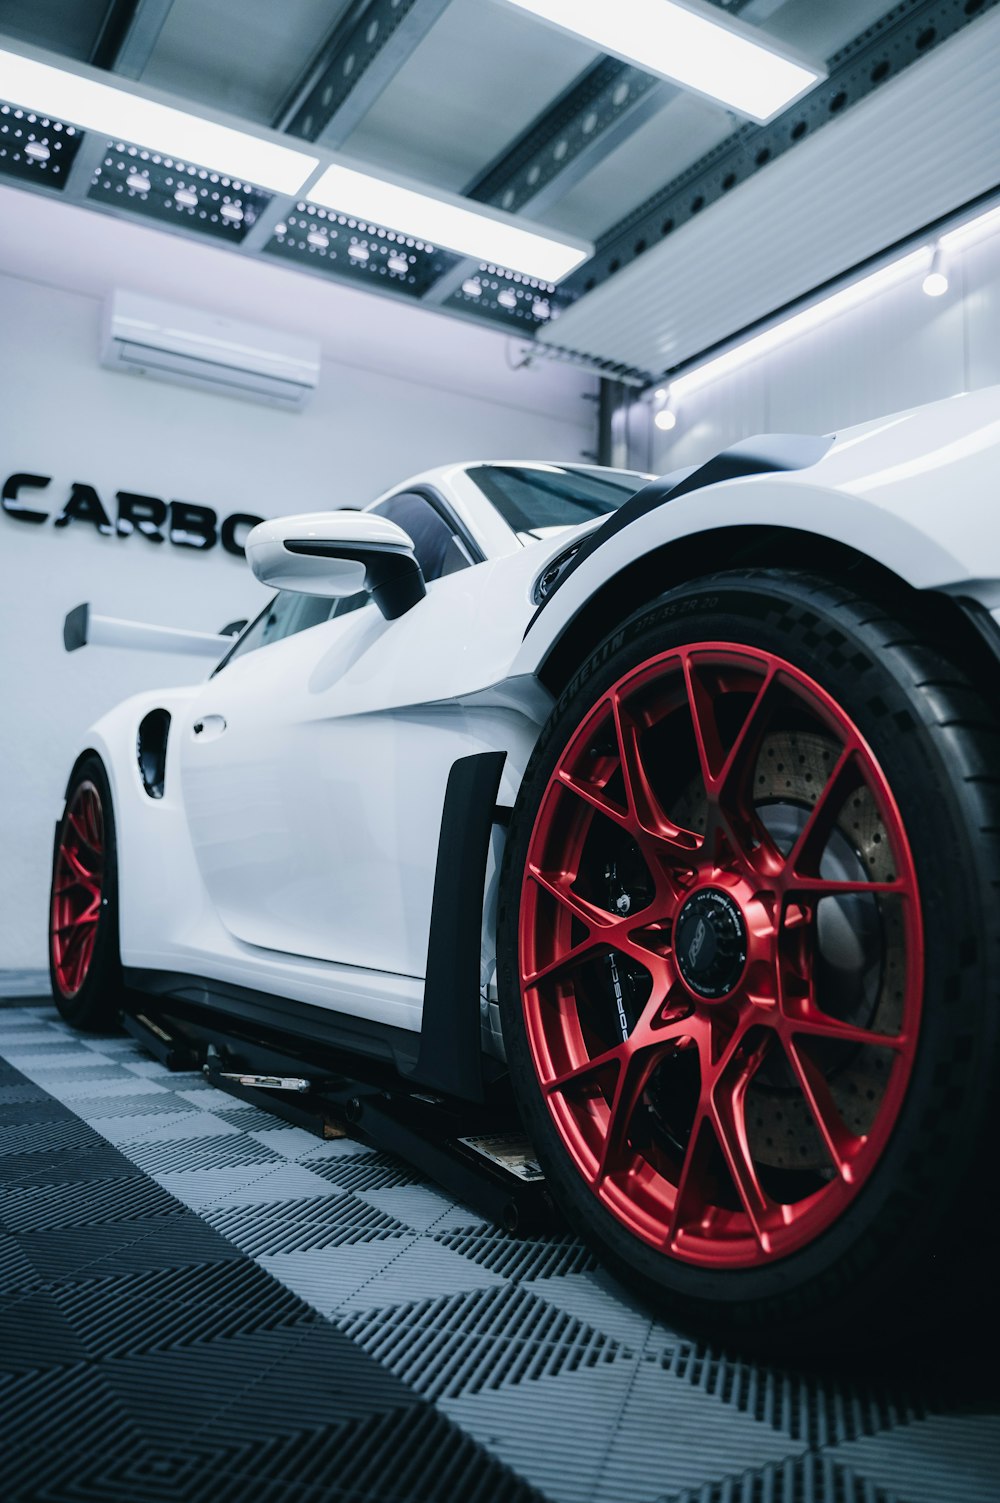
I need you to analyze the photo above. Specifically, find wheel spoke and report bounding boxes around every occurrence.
[782,744,867,887]
[781,1035,862,1181]
[592,1044,665,1185]
[556,769,630,830]
[610,694,662,832]
[526,865,675,980]
[708,1030,775,1251]
[607,694,699,856]
[785,877,905,898]
[527,866,617,931]
[683,654,777,795]
[543,1006,697,1101]
[524,933,607,987]
[682,655,785,874]
[54,916,98,936]
[784,1012,906,1051]
[68,811,100,855]
[60,845,100,886]
[666,1105,713,1250]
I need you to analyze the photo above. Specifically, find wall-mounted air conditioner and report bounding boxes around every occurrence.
[100,289,321,410]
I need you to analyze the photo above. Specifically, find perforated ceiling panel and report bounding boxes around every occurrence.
[0,99,80,185]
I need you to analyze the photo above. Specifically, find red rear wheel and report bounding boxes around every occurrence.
[49,756,124,1029]
[50,780,106,999]
[499,572,1000,1347]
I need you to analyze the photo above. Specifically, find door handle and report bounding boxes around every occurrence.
[192,714,226,740]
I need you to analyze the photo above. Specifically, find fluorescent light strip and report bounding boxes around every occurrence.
[500,0,824,123]
[308,163,591,284]
[0,48,317,193]
[940,202,1000,251]
[670,251,931,400]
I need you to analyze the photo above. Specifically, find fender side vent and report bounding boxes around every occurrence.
[137,708,171,799]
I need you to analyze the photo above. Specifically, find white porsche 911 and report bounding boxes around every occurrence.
[51,386,1000,1347]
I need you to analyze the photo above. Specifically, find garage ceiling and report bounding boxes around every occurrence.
[0,0,995,375]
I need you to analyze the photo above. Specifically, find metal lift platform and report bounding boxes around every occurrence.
[121,1002,559,1237]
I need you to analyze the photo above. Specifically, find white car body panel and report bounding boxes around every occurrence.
[66,388,1000,1046]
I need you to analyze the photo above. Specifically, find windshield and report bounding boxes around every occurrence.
[466,464,648,535]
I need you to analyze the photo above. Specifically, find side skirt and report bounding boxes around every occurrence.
[122,967,422,1084]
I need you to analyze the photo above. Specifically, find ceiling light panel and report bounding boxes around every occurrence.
[0,46,317,193]
[87,143,270,244]
[498,0,825,123]
[266,203,458,299]
[0,101,82,186]
[308,162,592,284]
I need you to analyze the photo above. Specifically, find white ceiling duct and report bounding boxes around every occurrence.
[539,9,1000,378]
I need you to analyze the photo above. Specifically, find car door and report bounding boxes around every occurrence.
[178,491,498,981]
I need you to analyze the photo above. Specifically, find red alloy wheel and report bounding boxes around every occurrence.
[50,780,105,999]
[518,645,923,1269]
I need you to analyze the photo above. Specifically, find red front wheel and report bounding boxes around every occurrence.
[498,572,1000,1347]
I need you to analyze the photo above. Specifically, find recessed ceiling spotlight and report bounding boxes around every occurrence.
[654,407,678,431]
[0,44,317,192]
[498,0,824,122]
[308,162,591,283]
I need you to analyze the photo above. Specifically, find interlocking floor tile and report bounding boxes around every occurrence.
[831,1413,1000,1503]
[205,1193,414,1257]
[3,1000,998,1503]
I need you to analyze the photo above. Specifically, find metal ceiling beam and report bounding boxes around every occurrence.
[90,0,175,79]
[421,58,673,308]
[422,0,754,308]
[278,0,453,150]
[559,0,1000,302]
[466,59,668,220]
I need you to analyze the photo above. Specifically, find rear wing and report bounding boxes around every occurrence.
[63,603,234,660]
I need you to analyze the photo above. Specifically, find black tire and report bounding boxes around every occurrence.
[48,754,125,1030]
[497,570,1000,1351]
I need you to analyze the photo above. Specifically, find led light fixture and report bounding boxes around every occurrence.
[922,247,948,298]
[308,162,591,284]
[0,46,317,193]
[654,406,677,431]
[670,250,930,399]
[940,202,1000,252]
[499,0,824,122]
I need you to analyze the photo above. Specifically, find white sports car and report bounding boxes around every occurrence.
[51,387,1000,1347]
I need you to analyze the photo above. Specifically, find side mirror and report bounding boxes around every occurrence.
[245,511,426,621]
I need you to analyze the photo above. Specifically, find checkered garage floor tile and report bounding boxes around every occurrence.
[1,1001,998,1503]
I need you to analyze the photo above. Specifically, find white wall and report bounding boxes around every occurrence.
[645,219,1000,473]
[0,189,596,970]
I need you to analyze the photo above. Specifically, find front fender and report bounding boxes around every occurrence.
[513,387,1000,680]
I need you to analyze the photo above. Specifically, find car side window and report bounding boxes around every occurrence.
[222,591,335,665]
[371,492,472,583]
[327,491,472,620]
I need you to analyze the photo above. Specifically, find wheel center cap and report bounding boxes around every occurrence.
[675,888,748,999]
